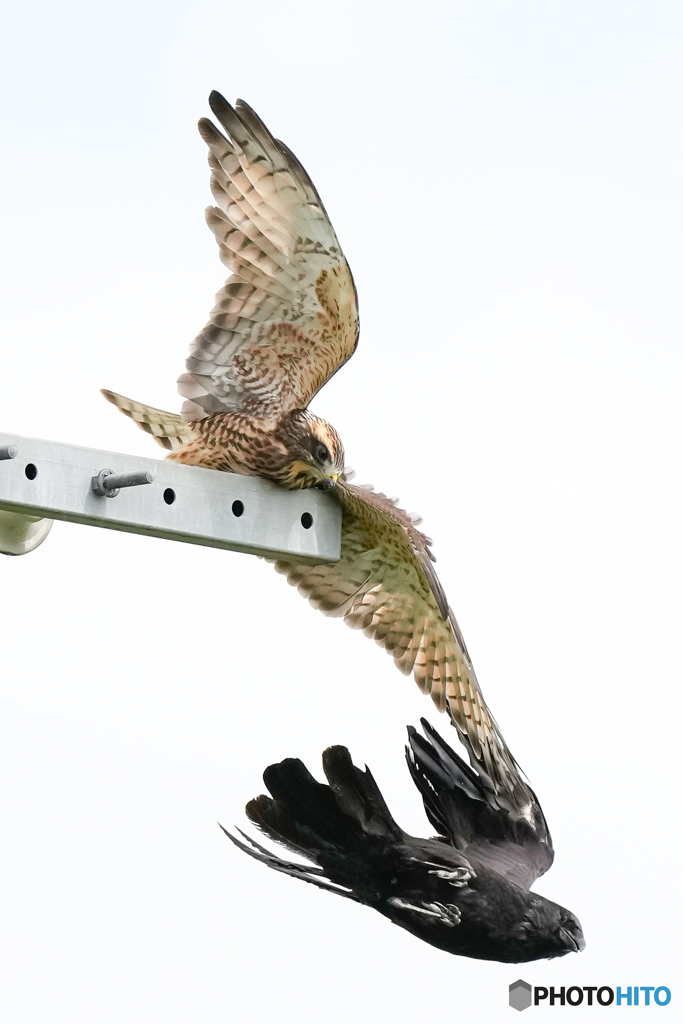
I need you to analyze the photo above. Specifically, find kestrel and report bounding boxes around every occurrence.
[223,719,584,963]
[103,92,518,802]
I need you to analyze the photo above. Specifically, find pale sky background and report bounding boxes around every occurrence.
[0,1,681,1021]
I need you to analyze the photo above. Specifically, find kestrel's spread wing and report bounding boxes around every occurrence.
[272,483,521,804]
[101,93,520,806]
[177,93,359,425]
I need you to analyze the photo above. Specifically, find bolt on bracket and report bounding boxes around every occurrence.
[92,468,155,497]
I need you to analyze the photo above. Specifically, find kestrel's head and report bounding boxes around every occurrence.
[277,410,345,490]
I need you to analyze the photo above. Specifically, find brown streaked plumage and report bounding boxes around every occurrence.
[103,92,521,805]
[271,482,524,810]
[105,90,354,490]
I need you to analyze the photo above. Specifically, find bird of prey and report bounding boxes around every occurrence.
[102,91,518,803]
[223,719,584,963]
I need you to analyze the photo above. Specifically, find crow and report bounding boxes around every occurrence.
[222,719,584,963]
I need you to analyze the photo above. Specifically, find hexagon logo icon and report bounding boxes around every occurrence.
[509,980,532,1011]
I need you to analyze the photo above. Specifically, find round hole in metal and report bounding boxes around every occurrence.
[163,488,176,505]
[25,463,37,480]
[232,500,244,517]
[301,512,313,530]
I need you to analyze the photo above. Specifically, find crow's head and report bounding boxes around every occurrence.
[508,895,585,961]
[376,875,585,964]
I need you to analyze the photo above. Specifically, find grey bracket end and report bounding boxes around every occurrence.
[0,510,53,556]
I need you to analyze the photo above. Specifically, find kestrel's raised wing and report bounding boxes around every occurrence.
[273,483,525,809]
[178,92,359,424]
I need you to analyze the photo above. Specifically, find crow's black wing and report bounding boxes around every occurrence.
[407,720,553,889]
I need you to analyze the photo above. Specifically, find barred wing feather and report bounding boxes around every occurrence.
[178,93,359,423]
[272,483,520,802]
[100,389,196,451]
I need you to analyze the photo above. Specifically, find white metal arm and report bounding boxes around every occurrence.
[0,432,341,561]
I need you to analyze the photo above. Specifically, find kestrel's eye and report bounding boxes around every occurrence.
[316,443,330,464]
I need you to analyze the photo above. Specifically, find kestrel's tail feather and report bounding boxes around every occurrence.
[100,389,196,451]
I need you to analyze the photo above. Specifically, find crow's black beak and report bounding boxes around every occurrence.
[559,927,585,953]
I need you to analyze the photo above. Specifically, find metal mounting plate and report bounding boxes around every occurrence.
[0,432,341,561]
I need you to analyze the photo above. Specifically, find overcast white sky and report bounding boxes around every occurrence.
[0,1,681,1021]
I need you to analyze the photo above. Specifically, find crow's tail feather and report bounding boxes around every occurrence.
[322,745,403,839]
[242,748,402,866]
[219,824,360,902]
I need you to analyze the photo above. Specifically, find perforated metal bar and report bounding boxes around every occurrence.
[0,432,341,560]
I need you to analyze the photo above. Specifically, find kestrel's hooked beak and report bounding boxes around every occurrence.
[318,474,339,492]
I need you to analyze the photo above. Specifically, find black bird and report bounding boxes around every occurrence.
[223,720,584,963]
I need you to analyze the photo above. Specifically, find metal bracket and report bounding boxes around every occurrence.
[0,431,341,561]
